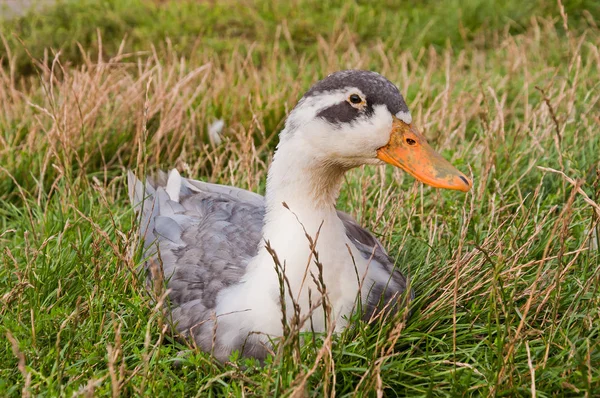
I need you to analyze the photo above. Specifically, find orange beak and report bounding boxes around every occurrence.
[376,117,471,192]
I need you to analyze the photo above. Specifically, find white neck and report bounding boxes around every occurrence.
[215,128,368,337]
[264,137,346,223]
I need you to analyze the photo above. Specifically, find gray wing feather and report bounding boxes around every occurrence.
[183,177,264,207]
[128,171,160,247]
[337,211,413,320]
[128,169,265,358]
[154,216,184,244]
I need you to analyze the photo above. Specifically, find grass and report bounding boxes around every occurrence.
[1,0,599,395]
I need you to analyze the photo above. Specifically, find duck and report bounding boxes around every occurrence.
[128,70,471,362]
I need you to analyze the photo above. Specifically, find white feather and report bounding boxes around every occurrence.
[165,169,182,202]
[396,110,412,124]
[208,119,225,146]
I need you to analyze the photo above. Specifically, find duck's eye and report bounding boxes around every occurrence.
[348,94,363,104]
[406,138,416,146]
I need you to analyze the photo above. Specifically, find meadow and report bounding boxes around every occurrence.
[1,0,599,395]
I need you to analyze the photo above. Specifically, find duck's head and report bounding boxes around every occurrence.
[281,70,471,192]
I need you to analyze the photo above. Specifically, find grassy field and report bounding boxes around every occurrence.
[1,0,599,395]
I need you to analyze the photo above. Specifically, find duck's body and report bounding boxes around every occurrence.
[129,169,407,360]
[129,70,471,361]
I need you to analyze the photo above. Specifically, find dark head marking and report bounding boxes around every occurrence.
[304,70,409,125]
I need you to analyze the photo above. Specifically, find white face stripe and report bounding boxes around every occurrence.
[395,110,412,124]
[301,87,367,110]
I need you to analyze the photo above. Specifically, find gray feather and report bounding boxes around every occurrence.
[337,211,413,320]
[154,216,184,244]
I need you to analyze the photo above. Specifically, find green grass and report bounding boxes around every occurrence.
[3,0,599,78]
[1,0,600,395]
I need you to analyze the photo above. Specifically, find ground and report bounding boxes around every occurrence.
[0,0,599,396]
